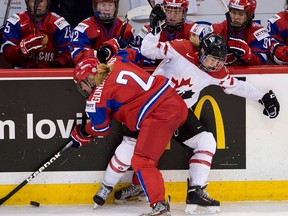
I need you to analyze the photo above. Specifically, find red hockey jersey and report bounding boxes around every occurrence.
[1,11,72,68]
[208,20,269,65]
[84,50,174,137]
[70,16,134,64]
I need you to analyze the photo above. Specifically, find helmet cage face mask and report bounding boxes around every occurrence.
[199,54,226,72]
[198,34,227,72]
[92,0,119,23]
[76,77,95,98]
[74,58,99,98]
[228,0,256,29]
[163,0,189,31]
[25,0,50,17]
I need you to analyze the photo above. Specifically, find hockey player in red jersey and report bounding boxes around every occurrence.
[112,1,205,201]
[91,20,280,215]
[267,0,288,64]
[69,51,187,215]
[1,0,73,68]
[208,0,270,66]
[70,0,134,64]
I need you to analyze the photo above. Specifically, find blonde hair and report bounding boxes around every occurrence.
[189,34,200,47]
[94,63,113,86]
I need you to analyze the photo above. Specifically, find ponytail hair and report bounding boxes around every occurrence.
[94,63,113,86]
[189,34,200,47]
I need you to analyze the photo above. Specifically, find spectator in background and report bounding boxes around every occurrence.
[1,0,73,68]
[130,0,205,67]
[49,0,94,28]
[207,0,270,66]
[70,0,134,65]
[267,0,288,65]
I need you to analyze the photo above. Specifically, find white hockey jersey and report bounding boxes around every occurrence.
[141,32,264,108]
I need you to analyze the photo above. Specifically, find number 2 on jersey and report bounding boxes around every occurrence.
[116,70,155,91]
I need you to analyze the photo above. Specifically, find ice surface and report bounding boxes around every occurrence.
[0,201,288,216]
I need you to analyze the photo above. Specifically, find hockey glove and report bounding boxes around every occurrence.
[228,37,251,64]
[259,90,280,119]
[271,43,288,62]
[114,37,128,49]
[19,33,44,58]
[149,4,166,35]
[99,37,128,60]
[96,46,112,63]
[69,124,93,148]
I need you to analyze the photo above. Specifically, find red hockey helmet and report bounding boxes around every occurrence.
[163,0,189,9]
[92,0,119,23]
[162,0,189,30]
[228,0,256,19]
[73,57,100,98]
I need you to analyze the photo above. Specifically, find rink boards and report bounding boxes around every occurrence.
[0,66,287,204]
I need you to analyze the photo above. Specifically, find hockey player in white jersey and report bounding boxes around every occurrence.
[92,20,280,216]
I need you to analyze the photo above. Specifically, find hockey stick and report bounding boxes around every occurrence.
[218,0,232,40]
[119,4,152,40]
[0,140,73,205]
[33,0,42,67]
[147,0,156,8]
[3,0,12,26]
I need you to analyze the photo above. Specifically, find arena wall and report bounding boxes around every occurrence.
[0,66,287,204]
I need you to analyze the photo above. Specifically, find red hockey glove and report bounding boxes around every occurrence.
[69,124,93,148]
[259,90,280,119]
[19,33,44,58]
[271,44,288,62]
[228,37,251,64]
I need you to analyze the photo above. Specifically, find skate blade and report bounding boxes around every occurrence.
[93,203,99,210]
[185,204,221,215]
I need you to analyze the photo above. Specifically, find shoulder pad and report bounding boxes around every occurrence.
[253,28,270,41]
[54,17,69,30]
[7,14,20,25]
[74,22,89,33]
[190,24,205,36]
[268,14,281,24]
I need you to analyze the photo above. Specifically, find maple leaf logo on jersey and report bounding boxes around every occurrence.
[171,77,195,100]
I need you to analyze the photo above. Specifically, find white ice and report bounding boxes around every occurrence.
[0,201,288,216]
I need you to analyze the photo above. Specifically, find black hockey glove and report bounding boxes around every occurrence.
[259,90,280,119]
[96,46,111,63]
[114,36,129,49]
[149,4,166,35]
